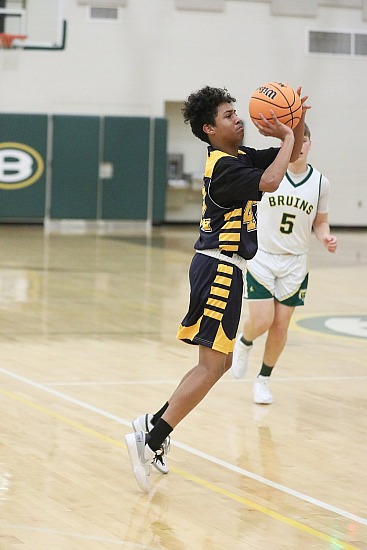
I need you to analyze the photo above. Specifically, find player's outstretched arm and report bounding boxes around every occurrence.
[290,87,311,162]
[255,114,295,193]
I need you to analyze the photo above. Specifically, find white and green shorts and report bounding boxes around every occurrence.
[244,249,309,306]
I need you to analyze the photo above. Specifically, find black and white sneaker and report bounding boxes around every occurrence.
[125,430,164,493]
[132,413,170,474]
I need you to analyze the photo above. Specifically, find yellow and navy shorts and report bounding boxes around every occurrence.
[177,253,244,355]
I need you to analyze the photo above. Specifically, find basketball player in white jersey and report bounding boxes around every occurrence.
[230,124,337,404]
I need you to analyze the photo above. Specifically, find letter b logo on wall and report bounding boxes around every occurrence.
[0,142,44,190]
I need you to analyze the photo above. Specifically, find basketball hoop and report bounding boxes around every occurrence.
[0,33,27,49]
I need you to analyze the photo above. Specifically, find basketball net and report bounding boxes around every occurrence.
[0,33,27,71]
[0,33,27,49]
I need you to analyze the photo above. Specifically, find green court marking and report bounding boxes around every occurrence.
[295,315,367,340]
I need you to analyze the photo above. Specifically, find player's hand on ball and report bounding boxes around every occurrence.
[254,111,293,140]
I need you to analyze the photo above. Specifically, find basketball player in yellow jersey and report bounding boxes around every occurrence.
[231,124,337,404]
[125,85,310,492]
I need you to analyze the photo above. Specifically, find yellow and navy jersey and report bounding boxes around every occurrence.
[194,145,280,260]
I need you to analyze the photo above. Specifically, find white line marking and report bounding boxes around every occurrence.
[43,375,367,387]
[0,367,130,426]
[0,366,366,527]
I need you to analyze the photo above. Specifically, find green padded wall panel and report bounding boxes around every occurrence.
[102,116,150,220]
[153,118,167,225]
[51,115,100,219]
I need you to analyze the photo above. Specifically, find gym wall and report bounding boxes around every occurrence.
[1,0,367,226]
[0,113,167,226]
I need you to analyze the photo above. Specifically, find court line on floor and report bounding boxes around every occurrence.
[43,374,367,386]
[0,387,361,550]
[0,366,366,533]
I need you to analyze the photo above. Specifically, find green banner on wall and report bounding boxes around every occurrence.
[0,114,48,221]
[0,113,167,225]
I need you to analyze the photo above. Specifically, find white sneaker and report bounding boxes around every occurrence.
[230,334,253,379]
[253,375,273,404]
[132,414,170,474]
[125,431,156,493]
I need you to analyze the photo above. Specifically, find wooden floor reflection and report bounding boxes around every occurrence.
[0,224,366,549]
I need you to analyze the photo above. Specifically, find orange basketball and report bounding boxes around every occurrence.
[249,82,302,129]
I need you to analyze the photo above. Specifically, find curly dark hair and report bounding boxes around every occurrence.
[182,86,236,144]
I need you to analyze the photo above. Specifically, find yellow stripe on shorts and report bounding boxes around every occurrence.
[207,297,226,310]
[204,308,223,321]
[210,285,229,298]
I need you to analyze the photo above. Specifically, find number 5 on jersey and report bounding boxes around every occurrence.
[280,212,296,234]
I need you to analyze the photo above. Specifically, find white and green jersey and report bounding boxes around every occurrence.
[257,164,330,255]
